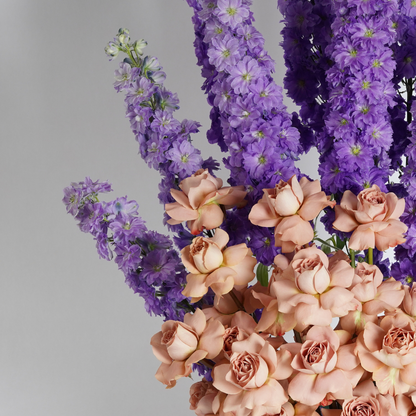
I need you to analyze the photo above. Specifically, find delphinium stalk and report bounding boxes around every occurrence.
[186,0,303,265]
[105,29,219,250]
[63,177,191,321]
[279,0,335,150]
[389,2,416,284]
[317,0,398,272]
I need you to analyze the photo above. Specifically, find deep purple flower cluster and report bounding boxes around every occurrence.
[318,0,398,199]
[279,0,335,150]
[63,178,191,320]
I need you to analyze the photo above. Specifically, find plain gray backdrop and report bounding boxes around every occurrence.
[1,1,319,415]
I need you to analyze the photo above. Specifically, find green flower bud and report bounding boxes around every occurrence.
[133,39,148,56]
[104,42,119,60]
[117,28,130,45]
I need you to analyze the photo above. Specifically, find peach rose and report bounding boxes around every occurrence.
[189,378,219,416]
[165,169,247,235]
[355,312,416,395]
[213,333,293,416]
[403,283,416,318]
[249,175,335,252]
[272,246,356,330]
[181,228,257,302]
[151,308,224,388]
[288,326,363,406]
[332,185,407,251]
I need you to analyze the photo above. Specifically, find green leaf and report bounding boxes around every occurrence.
[256,263,269,287]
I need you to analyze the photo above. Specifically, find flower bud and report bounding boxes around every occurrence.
[117,28,130,45]
[104,42,119,60]
[133,38,148,55]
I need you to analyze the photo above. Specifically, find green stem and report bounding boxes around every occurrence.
[367,247,373,265]
[350,249,356,268]
[314,237,338,251]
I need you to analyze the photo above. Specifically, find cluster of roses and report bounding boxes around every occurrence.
[150,167,412,416]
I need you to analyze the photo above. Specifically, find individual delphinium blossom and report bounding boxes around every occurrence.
[332,185,408,251]
[63,179,191,321]
[355,312,416,395]
[249,175,335,252]
[180,228,256,302]
[215,0,250,30]
[165,169,247,236]
[287,325,364,406]
[150,308,225,388]
[212,332,293,416]
[392,259,416,286]
[272,245,357,330]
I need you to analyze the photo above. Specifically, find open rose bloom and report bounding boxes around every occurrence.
[150,171,415,416]
[333,185,408,251]
[165,169,247,235]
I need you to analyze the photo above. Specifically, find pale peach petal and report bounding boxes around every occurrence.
[182,273,208,300]
[299,177,322,198]
[374,219,407,251]
[184,308,207,336]
[212,363,242,395]
[150,332,171,364]
[274,186,302,216]
[340,190,359,210]
[307,325,340,350]
[332,205,359,232]
[362,322,385,352]
[205,267,236,288]
[385,193,405,220]
[210,276,235,298]
[198,204,225,230]
[211,228,229,250]
[371,350,404,369]
[349,225,375,251]
[186,349,208,368]
[229,255,256,286]
[199,319,225,359]
[315,369,351,397]
[276,215,314,247]
[166,201,199,222]
[400,361,416,386]
[181,246,201,275]
[289,175,305,205]
[249,200,280,227]
[298,192,333,221]
[187,180,218,208]
[222,244,248,266]
[295,302,333,328]
[336,344,360,371]
[289,373,322,406]
[210,187,247,208]
[328,259,354,288]
[320,287,355,313]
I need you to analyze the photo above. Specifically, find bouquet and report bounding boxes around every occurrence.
[63,0,416,415]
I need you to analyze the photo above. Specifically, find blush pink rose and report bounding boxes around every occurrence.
[181,228,257,303]
[272,246,356,330]
[332,185,407,251]
[151,308,225,388]
[165,169,247,235]
[213,333,293,416]
[288,325,363,406]
[189,378,219,416]
[249,175,335,252]
[355,312,416,395]
[403,283,416,318]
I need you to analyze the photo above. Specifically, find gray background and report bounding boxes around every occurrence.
[1,1,318,415]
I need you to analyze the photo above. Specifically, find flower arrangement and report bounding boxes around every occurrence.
[63,0,416,415]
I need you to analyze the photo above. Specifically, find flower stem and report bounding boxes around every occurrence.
[367,247,373,265]
[229,289,246,312]
[350,249,356,268]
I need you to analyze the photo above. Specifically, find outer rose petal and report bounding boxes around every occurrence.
[249,199,280,227]
[332,205,359,233]
[182,273,209,301]
[275,215,314,248]
[289,373,322,406]
[298,191,334,221]
[184,307,207,336]
[198,319,225,359]
[213,363,242,395]
[166,201,199,223]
